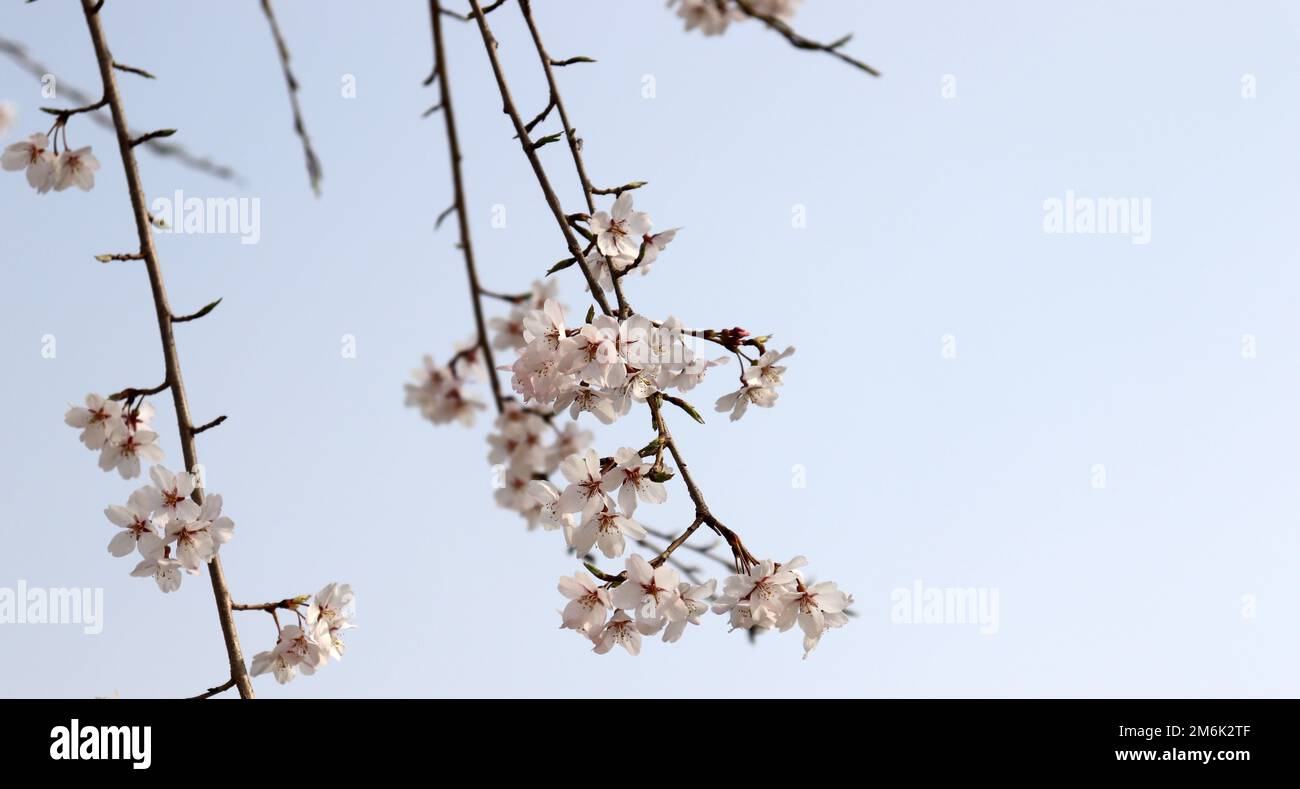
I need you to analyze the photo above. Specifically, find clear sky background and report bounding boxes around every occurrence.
[1,0,1298,698]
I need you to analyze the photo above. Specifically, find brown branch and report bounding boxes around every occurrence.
[260,0,322,196]
[112,60,155,79]
[732,0,880,77]
[188,678,235,699]
[77,0,254,698]
[429,0,506,414]
[0,35,242,183]
[467,0,613,317]
[191,415,227,435]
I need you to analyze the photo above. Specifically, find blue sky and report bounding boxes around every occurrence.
[1,0,1298,697]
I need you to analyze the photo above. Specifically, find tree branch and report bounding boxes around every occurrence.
[260,0,322,196]
[77,0,254,698]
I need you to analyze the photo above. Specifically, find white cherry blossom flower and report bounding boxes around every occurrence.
[138,464,201,522]
[525,479,576,537]
[556,449,614,522]
[601,447,667,515]
[553,385,618,424]
[2,132,59,193]
[778,580,851,657]
[0,101,15,137]
[558,572,610,637]
[590,192,651,260]
[672,0,740,35]
[64,393,123,450]
[53,146,100,192]
[610,554,687,624]
[591,610,641,655]
[98,429,164,479]
[636,227,679,274]
[104,489,165,558]
[713,556,806,620]
[744,346,795,389]
[714,382,778,421]
[166,516,215,572]
[572,505,647,559]
[564,315,626,388]
[307,582,355,660]
[198,493,235,550]
[663,579,716,642]
[130,551,183,593]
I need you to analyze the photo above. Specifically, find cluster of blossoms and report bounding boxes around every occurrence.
[250,583,355,684]
[411,187,835,657]
[404,348,487,427]
[2,131,100,194]
[559,553,850,657]
[670,0,803,37]
[103,465,235,593]
[65,393,165,479]
[582,193,678,290]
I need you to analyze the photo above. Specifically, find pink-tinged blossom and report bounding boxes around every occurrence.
[98,429,164,479]
[130,551,183,593]
[138,464,201,523]
[602,447,667,516]
[64,393,123,450]
[610,554,687,624]
[572,505,647,559]
[778,580,852,658]
[53,146,100,192]
[589,192,651,260]
[591,609,642,655]
[557,572,611,637]
[714,382,778,421]
[556,449,614,523]
[663,579,716,642]
[104,489,165,559]
[2,132,59,192]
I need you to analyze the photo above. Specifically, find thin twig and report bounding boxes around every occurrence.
[429,0,506,413]
[188,678,235,699]
[77,0,254,698]
[260,0,322,196]
[733,0,880,77]
[466,0,613,317]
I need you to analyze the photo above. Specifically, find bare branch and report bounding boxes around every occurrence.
[260,0,323,196]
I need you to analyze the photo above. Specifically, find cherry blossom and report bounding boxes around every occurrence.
[744,346,796,389]
[591,609,641,655]
[138,464,201,522]
[663,579,716,643]
[64,393,123,450]
[671,0,740,36]
[129,551,183,593]
[2,132,59,193]
[557,571,610,637]
[610,554,687,625]
[524,479,576,536]
[250,623,329,684]
[572,505,646,559]
[778,580,852,657]
[0,101,14,137]
[307,582,356,660]
[602,447,667,516]
[104,490,165,559]
[53,146,100,192]
[98,428,164,479]
[590,192,650,260]
[556,449,614,523]
[715,381,778,422]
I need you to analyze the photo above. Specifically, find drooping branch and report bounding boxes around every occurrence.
[732,0,880,77]
[428,0,505,413]
[465,0,613,317]
[259,0,323,196]
[76,0,254,698]
[469,0,759,575]
[0,34,243,182]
